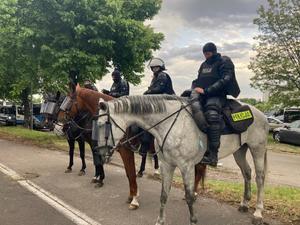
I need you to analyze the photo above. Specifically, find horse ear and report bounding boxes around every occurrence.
[69,82,76,94]
[76,84,81,92]
[99,102,108,111]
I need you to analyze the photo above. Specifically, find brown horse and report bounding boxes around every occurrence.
[58,84,206,209]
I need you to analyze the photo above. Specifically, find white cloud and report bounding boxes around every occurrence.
[97,0,264,99]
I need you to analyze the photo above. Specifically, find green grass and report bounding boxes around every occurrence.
[0,126,68,150]
[267,133,300,154]
[173,175,300,223]
[205,180,300,223]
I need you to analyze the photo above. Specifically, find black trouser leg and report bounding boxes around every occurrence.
[190,90,208,132]
[138,131,152,175]
[153,155,159,169]
[139,153,147,173]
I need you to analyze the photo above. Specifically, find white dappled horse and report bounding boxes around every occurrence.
[97,95,268,225]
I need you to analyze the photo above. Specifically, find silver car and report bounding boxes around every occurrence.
[273,120,300,146]
[267,117,288,132]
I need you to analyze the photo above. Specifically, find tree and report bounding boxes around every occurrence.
[249,0,300,107]
[239,98,259,106]
[0,0,163,125]
[0,0,38,126]
[22,0,163,86]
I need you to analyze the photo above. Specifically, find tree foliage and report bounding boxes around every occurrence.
[0,0,163,94]
[0,0,163,125]
[249,0,300,107]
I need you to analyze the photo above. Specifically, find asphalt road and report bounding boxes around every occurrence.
[0,139,283,225]
[0,172,75,225]
[218,150,300,187]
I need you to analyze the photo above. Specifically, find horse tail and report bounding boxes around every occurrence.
[264,121,269,178]
[200,165,207,190]
[195,163,207,190]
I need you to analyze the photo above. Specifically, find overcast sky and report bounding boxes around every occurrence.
[97,0,266,99]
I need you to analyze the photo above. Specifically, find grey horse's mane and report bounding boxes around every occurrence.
[110,95,187,115]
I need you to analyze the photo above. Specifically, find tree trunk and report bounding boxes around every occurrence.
[21,88,30,128]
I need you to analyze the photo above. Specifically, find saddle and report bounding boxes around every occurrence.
[221,99,254,134]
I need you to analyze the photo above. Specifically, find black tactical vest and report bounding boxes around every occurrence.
[197,59,222,89]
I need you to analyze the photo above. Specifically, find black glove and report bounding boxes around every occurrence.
[144,90,150,95]
[181,89,192,97]
[102,89,110,95]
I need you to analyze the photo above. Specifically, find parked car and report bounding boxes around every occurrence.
[267,117,288,132]
[0,106,16,125]
[273,120,300,146]
[275,115,284,122]
[0,105,25,126]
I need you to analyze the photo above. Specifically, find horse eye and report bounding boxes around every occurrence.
[99,102,107,111]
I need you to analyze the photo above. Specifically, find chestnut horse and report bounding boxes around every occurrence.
[58,84,206,209]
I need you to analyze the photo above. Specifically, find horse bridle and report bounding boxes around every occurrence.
[59,94,94,132]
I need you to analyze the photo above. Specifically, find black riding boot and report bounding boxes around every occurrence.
[190,90,208,132]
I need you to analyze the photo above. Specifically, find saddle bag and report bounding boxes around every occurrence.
[223,101,254,133]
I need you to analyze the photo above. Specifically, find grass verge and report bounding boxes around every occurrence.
[173,175,300,225]
[0,126,69,150]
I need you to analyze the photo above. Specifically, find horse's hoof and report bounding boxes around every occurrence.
[65,168,72,173]
[238,205,249,213]
[78,171,85,176]
[155,219,164,225]
[94,181,104,188]
[252,217,264,225]
[190,218,198,225]
[153,173,160,180]
[194,192,198,199]
[129,204,139,210]
[91,178,97,183]
[126,196,133,204]
[137,172,143,178]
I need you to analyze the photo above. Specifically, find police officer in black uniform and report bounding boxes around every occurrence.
[84,80,99,91]
[144,58,175,95]
[102,69,129,98]
[191,42,240,167]
[137,58,175,177]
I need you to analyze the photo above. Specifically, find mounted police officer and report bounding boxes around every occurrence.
[137,58,175,177]
[191,42,240,167]
[102,68,129,98]
[144,58,175,95]
[84,80,98,91]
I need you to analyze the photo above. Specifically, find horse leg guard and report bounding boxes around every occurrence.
[201,109,221,167]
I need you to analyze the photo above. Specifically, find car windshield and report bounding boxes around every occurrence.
[290,120,300,128]
[284,110,300,123]
[1,107,16,115]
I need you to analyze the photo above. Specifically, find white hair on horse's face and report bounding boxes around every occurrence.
[111,95,186,115]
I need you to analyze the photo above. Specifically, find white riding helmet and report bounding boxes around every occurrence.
[148,58,166,70]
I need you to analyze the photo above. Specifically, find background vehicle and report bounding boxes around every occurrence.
[0,106,17,125]
[274,108,300,123]
[0,105,25,125]
[267,117,289,132]
[273,120,300,146]
[283,108,300,123]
